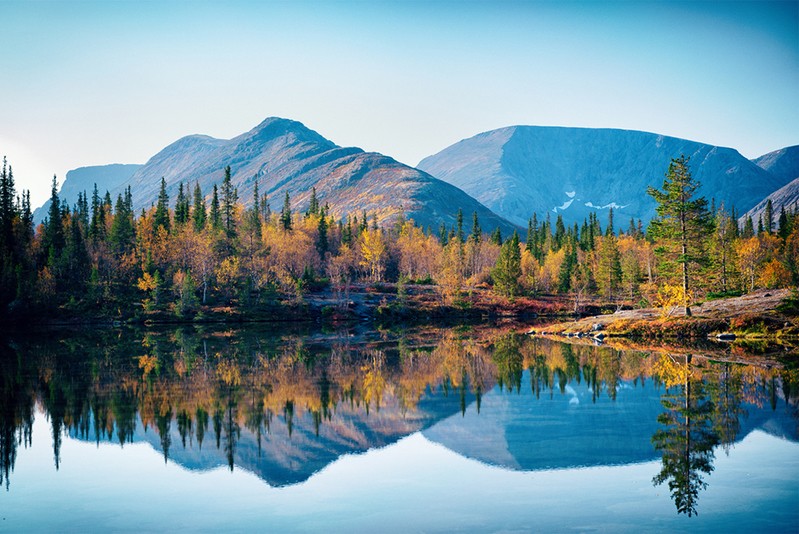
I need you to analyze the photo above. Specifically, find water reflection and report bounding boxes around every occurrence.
[0,326,797,518]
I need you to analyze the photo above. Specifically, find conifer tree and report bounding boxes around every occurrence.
[456,208,464,243]
[154,177,171,234]
[220,166,237,239]
[210,184,221,230]
[43,175,65,266]
[647,156,711,316]
[174,182,189,227]
[742,216,754,239]
[471,211,481,243]
[763,199,773,234]
[192,182,206,231]
[0,157,16,253]
[492,231,521,297]
[280,191,292,231]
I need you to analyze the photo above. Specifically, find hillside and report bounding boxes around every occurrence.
[741,177,799,225]
[33,163,142,224]
[752,145,799,183]
[742,145,799,225]
[418,126,789,228]
[118,117,517,234]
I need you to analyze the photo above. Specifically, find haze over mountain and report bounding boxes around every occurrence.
[32,164,142,224]
[418,126,791,228]
[50,118,516,234]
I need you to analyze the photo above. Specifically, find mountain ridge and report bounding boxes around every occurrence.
[86,117,518,234]
[418,125,791,228]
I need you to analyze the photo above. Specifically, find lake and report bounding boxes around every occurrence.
[1,324,797,532]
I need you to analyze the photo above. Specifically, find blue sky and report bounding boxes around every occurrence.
[1,0,797,206]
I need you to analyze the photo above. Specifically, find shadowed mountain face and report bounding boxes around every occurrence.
[743,145,799,224]
[114,117,516,234]
[418,126,790,227]
[33,164,142,224]
[753,145,799,184]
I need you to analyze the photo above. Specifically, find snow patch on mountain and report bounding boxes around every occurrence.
[584,201,629,210]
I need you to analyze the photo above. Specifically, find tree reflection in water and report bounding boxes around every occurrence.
[0,326,796,517]
[651,354,719,516]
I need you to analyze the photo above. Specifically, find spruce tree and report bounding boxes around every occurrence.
[280,191,292,231]
[220,166,237,239]
[471,211,481,243]
[763,199,774,234]
[153,177,171,234]
[646,156,711,316]
[174,182,189,227]
[210,184,221,230]
[492,231,521,297]
[192,182,206,231]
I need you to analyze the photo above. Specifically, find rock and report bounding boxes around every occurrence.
[592,332,606,340]
[591,323,604,332]
[716,332,736,341]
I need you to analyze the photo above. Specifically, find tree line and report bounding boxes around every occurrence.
[0,156,797,319]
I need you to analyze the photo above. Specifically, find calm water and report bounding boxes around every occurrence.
[1,325,797,532]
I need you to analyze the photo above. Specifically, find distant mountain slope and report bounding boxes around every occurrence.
[741,177,799,226]
[118,118,517,234]
[33,164,142,224]
[752,145,799,183]
[418,126,789,228]
[741,145,799,226]
[423,370,799,472]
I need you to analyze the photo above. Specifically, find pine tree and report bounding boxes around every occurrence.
[777,206,789,239]
[490,227,502,246]
[456,209,464,243]
[192,182,206,231]
[280,191,292,231]
[647,156,712,316]
[109,193,135,253]
[316,214,328,260]
[492,231,521,297]
[763,199,774,234]
[43,175,65,266]
[90,184,106,242]
[471,211,481,243]
[220,166,237,239]
[742,216,754,238]
[174,182,189,227]
[0,157,16,253]
[154,177,171,234]
[307,187,319,217]
[210,184,221,230]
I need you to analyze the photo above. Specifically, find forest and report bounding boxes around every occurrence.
[0,156,797,322]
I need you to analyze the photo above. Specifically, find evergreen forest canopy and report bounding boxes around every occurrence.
[0,156,798,321]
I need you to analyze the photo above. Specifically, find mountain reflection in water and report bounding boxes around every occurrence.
[0,325,797,519]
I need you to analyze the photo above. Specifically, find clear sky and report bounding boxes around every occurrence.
[1,0,797,207]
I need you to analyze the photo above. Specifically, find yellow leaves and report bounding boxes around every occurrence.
[216,359,241,387]
[653,354,690,388]
[757,258,791,289]
[137,272,157,292]
[138,354,158,377]
[359,228,386,282]
[655,283,691,318]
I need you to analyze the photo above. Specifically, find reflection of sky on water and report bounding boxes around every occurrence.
[4,409,797,533]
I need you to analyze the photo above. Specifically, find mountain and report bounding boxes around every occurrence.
[32,164,142,224]
[116,118,517,234]
[752,145,799,183]
[741,177,799,226]
[423,370,799,472]
[741,145,799,225]
[417,126,790,228]
[72,380,475,487]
